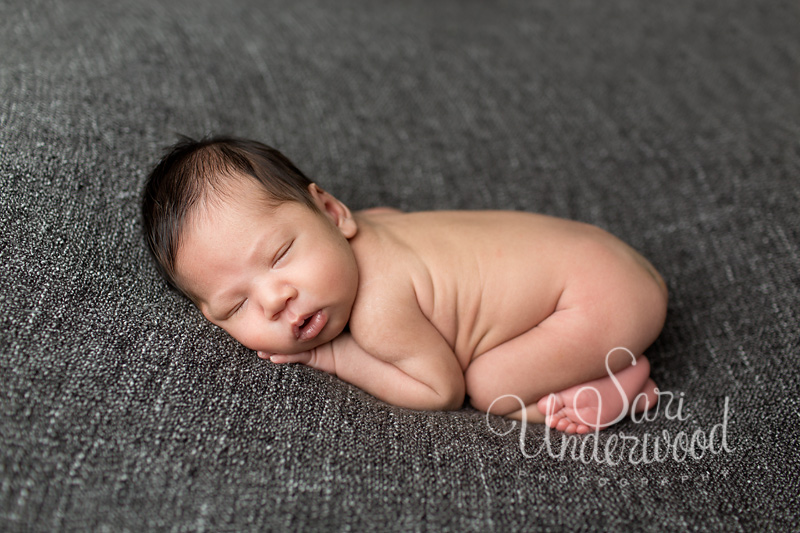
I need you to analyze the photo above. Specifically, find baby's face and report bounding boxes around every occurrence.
[174,178,359,356]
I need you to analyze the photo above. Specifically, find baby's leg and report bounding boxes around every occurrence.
[464,256,666,432]
[534,354,659,434]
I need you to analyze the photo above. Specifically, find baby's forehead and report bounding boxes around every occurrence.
[190,174,278,215]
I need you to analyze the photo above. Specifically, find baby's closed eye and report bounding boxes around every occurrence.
[226,299,247,319]
[272,239,294,267]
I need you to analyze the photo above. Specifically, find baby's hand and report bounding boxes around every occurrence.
[258,345,337,375]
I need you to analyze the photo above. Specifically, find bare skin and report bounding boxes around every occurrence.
[175,177,668,433]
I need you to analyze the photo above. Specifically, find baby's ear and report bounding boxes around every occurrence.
[308,183,358,239]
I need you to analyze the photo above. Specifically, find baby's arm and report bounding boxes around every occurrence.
[268,280,465,411]
[269,331,464,410]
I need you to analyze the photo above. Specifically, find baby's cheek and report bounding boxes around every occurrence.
[222,323,256,351]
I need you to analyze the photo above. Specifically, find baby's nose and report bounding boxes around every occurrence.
[263,283,297,320]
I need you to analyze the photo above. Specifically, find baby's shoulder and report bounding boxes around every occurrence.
[349,212,434,312]
[350,212,432,294]
[347,243,434,354]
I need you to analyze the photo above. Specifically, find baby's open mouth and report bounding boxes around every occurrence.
[295,311,327,341]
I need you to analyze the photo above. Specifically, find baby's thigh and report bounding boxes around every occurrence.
[464,309,596,414]
[465,268,667,414]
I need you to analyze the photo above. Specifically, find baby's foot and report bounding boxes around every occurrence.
[536,356,657,434]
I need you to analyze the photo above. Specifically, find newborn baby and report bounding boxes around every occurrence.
[142,136,668,434]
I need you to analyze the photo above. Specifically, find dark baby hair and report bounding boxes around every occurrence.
[141,135,316,291]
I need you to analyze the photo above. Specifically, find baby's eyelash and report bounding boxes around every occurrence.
[229,299,246,318]
[273,240,294,266]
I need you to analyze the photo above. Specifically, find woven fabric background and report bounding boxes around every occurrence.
[2,0,799,530]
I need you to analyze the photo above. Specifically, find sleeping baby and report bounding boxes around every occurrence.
[141,136,668,434]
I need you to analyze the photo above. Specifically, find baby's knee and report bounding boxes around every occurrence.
[464,365,522,415]
[468,389,522,416]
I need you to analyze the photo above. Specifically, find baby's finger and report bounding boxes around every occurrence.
[268,352,312,365]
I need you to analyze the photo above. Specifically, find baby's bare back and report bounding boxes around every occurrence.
[351,210,665,371]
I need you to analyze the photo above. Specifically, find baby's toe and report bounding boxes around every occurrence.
[556,417,573,432]
[544,409,565,428]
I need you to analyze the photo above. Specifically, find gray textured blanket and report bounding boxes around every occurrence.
[2,0,798,530]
